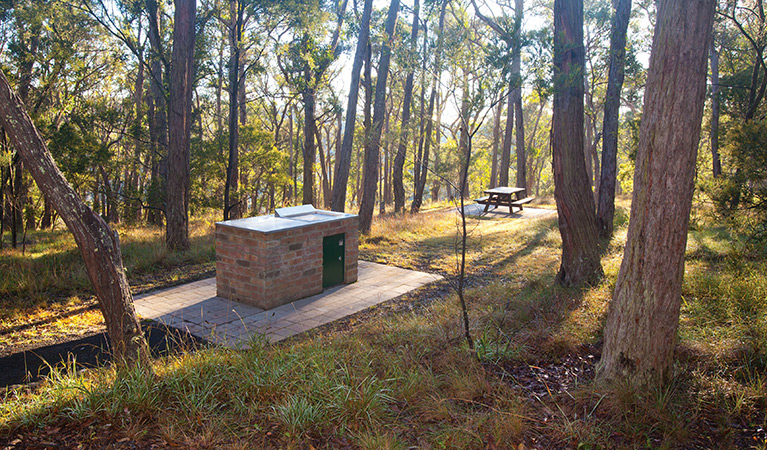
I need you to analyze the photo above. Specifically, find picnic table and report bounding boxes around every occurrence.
[475,186,534,213]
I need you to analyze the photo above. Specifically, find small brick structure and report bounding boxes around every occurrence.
[215,205,359,310]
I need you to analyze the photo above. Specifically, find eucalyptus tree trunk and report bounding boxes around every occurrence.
[393,0,420,213]
[225,0,244,220]
[412,0,447,213]
[490,92,502,188]
[412,23,428,199]
[498,88,513,187]
[302,82,317,206]
[513,0,526,190]
[457,73,471,198]
[709,41,722,178]
[130,46,145,223]
[146,0,168,227]
[166,0,195,251]
[0,69,151,368]
[598,0,715,386]
[596,0,631,239]
[332,0,373,212]
[552,0,603,286]
[359,0,400,233]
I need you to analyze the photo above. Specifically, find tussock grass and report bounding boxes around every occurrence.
[2,200,767,448]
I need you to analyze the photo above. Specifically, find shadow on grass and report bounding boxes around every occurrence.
[0,321,208,388]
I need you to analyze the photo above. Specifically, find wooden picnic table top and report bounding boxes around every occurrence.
[484,186,525,196]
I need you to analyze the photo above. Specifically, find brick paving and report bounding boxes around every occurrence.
[133,261,441,348]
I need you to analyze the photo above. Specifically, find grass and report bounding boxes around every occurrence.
[2,199,767,448]
[0,216,217,351]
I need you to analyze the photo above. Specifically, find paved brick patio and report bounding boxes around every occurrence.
[133,261,441,348]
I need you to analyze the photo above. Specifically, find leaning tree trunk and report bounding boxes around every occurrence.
[552,0,603,286]
[597,0,716,387]
[393,0,420,213]
[0,69,151,368]
[359,0,399,233]
[331,0,373,212]
[596,0,631,239]
[166,0,195,251]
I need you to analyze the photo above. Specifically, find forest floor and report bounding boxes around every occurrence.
[1,198,767,449]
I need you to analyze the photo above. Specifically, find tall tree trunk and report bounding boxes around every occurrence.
[458,72,471,198]
[166,0,196,251]
[552,0,603,286]
[332,0,373,212]
[10,153,22,247]
[709,41,722,178]
[130,50,145,223]
[598,0,715,386]
[499,87,513,186]
[513,0,526,190]
[316,126,331,208]
[0,69,151,368]
[216,41,225,154]
[393,0,420,213]
[147,0,167,227]
[225,0,244,220]
[357,41,372,208]
[596,0,631,239]
[288,107,295,203]
[412,0,447,213]
[431,89,444,202]
[412,23,429,197]
[302,83,317,206]
[490,91,502,188]
[359,0,400,233]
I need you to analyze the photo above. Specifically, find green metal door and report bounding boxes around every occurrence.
[322,233,345,288]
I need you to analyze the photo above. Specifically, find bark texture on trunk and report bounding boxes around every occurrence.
[596,0,631,239]
[0,69,150,368]
[331,0,373,212]
[598,0,715,386]
[166,0,196,251]
[359,0,399,233]
[552,0,603,287]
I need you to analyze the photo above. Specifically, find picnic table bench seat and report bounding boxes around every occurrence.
[511,196,534,207]
[474,196,491,204]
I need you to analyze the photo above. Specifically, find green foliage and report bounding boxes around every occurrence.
[707,118,767,240]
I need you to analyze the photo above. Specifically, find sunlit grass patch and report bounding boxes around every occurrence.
[0,218,216,325]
